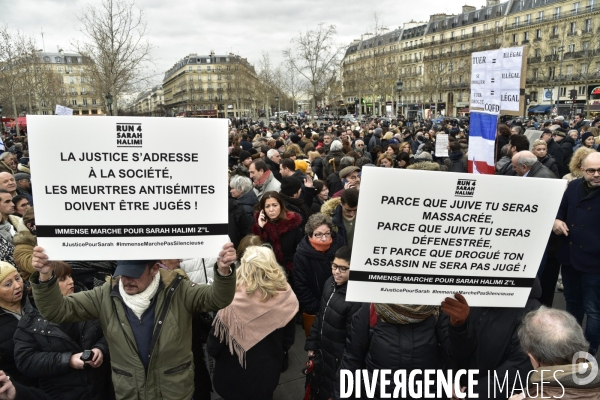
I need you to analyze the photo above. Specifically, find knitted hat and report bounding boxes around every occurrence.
[274,140,285,149]
[581,132,594,143]
[0,262,17,284]
[239,151,252,162]
[290,135,301,144]
[294,160,309,174]
[280,177,302,196]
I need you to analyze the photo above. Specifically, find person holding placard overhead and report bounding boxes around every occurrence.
[29,243,237,400]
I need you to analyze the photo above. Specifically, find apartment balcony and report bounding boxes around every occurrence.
[528,57,542,64]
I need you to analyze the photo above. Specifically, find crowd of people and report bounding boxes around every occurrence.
[0,112,599,400]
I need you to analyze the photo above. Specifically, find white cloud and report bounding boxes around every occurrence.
[2,0,487,86]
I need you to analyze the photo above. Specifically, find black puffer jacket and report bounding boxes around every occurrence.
[13,292,111,400]
[558,135,575,176]
[228,197,251,250]
[236,190,258,227]
[334,304,472,399]
[293,234,346,314]
[305,277,361,400]
[0,294,35,387]
[539,154,559,178]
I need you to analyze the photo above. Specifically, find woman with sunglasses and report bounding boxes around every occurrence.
[293,213,346,337]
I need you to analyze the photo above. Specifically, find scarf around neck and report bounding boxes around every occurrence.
[309,236,333,253]
[119,272,160,319]
[212,283,299,368]
[254,169,272,189]
[374,303,439,325]
[0,221,13,244]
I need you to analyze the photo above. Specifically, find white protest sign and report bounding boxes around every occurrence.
[55,105,73,116]
[27,116,229,260]
[346,168,567,307]
[470,46,527,116]
[435,134,449,158]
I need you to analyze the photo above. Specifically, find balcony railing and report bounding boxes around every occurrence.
[528,56,542,64]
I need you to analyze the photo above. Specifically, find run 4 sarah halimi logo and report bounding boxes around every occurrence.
[116,122,142,148]
[455,179,476,197]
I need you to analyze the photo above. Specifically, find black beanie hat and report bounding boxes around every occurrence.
[239,150,252,162]
[280,177,302,196]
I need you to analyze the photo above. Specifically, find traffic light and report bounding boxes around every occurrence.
[569,89,577,100]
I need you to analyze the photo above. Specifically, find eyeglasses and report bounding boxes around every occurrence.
[331,263,349,272]
[313,231,331,239]
[583,168,600,175]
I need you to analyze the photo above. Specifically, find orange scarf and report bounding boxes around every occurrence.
[309,237,333,253]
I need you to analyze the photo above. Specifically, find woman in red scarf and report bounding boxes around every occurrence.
[251,191,302,277]
[208,246,299,400]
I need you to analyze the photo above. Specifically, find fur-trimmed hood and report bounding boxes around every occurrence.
[407,161,440,171]
[320,197,341,218]
[13,230,36,247]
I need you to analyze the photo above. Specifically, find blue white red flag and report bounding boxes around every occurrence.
[468,111,497,174]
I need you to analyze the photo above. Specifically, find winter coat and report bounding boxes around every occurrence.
[311,157,324,180]
[558,135,575,175]
[253,171,281,201]
[454,281,542,399]
[539,154,560,178]
[525,364,600,399]
[228,198,251,250]
[236,190,258,227]
[251,211,303,274]
[280,193,313,233]
[30,267,236,400]
[304,277,361,400]
[527,161,558,179]
[13,230,36,280]
[293,234,346,314]
[326,172,343,198]
[334,304,472,399]
[446,150,468,173]
[13,294,111,400]
[207,317,296,400]
[496,134,510,163]
[546,139,564,177]
[556,178,600,273]
[0,294,36,387]
[323,150,345,180]
[264,157,283,182]
[320,198,347,244]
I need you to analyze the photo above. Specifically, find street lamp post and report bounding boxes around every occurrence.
[105,93,113,116]
[396,79,403,117]
[0,105,3,135]
[555,45,565,117]
[275,95,280,121]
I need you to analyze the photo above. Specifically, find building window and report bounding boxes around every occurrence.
[217,75,221,80]
[570,22,577,34]
[514,16,520,26]
[560,87,566,96]
[573,2,580,13]
[472,26,476,34]
[83,98,88,106]
[549,66,556,79]
[579,85,586,95]
[554,6,561,17]
[568,43,575,52]
[55,57,62,63]
[531,92,538,101]
[513,33,518,44]
[72,99,77,106]
[584,19,592,32]
[525,14,531,23]
[533,68,539,78]
[524,32,530,41]
[536,29,542,39]
[538,10,544,20]
[583,41,590,50]
[42,110,48,115]
[552,25,559,35]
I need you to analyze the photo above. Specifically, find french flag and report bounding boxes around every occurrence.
[468,111,498,174]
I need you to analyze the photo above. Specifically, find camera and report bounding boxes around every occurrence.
[80,350,93,362]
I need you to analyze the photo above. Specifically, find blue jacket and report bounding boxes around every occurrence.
[556,178,600,272]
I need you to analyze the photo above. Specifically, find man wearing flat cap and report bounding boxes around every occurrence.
[29,243,237,400]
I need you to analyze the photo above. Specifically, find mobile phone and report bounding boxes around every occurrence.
[342,178,348,185]
[80,350,93,362]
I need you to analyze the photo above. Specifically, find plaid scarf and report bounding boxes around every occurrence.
[374,303,439,325]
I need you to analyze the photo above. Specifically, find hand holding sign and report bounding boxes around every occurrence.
[32,246,53,281]
[216,242,236,275]
[441,293,470,326]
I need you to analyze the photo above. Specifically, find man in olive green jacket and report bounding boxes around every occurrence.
[30,243,237,400]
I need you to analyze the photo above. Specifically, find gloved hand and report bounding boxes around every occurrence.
[441,293,470,326]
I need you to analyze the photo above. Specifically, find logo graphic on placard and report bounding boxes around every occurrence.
[572,351,599,385]
[116,122,143,148]
[455,179,476,197]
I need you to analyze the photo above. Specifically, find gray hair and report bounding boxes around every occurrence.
[266,149,279,159]
[517,153,537,167]
[305,213,333,237]
[0,152,14,161]
[518,306,589,366]
[330,140,342,152]
[512,126,522,134]
[229,175,253,196]
[340,156,355,169]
